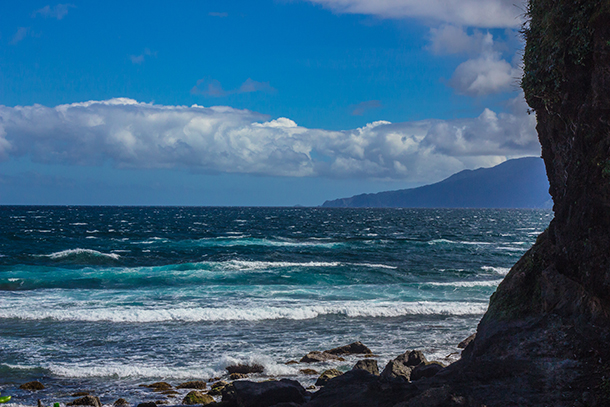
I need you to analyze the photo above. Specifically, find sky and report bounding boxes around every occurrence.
[0,0,539,206]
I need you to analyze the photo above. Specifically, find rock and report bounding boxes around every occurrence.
[177,380,207,389]
[161,390,179,396]
[221,379,307,407]
[208,377,221,382]
[226,363,264,374]
[19,381,45,391]
[352,359,379,376]
[314,369,343,386]
[381,350,428,380]
[67,396,102,407]
[306,385,316,390]
[113,398,129,406]
[230,373,248,380]
[299,351,340,363]
[284,360,299,365]
[410,363,444,381]
[144,382,173,391]
[154,401,168,405]
[457,333,476,349]
[299,368,318,375]
[182,390,215,405]
[324,341,372,355]
[136,403,157,407]
[208,381,228,396]
[71,392,91,397]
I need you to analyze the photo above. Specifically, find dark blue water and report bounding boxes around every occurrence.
[0,206,551,406]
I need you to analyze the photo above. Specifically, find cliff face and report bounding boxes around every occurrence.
[453,1,610,405]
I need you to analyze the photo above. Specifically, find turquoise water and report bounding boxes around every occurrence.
[0,207,551,405]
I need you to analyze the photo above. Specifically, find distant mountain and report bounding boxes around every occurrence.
[322,157,552,208]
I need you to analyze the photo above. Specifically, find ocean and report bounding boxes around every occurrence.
[0,206,552,405]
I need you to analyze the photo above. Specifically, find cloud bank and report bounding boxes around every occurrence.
[307,0,526,28]
[0,98,538,182]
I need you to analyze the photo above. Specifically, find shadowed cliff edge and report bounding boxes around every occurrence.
[208,1,610,405]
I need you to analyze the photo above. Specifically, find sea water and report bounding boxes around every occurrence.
[0,206,552,405]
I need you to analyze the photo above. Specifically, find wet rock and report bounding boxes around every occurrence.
[299,368,318,375]
[226,363,264,374]
[182,390,215,405]
[381,350,428,381]
[314,369,343,386]
[19,381,45,391]
[144,382,173,392]
[154,401,168,405]
[208,381,229,396]
[67,395,102,407]
[177,380,207,390]
[230,373,248,380]
[284,360,299,365]
[352,359,379,376]
[324,341,372,355]
[161,390,179,396]
[221,379,306,407]
[299,351,340,363]
[136,403,156,407]
[410,363,444,381]
[113,398,129,406]
[208,377,221,382]
[71,392,91,397]
[457,333,476,349]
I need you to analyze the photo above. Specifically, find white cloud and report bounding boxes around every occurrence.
[307,0,525,28]
[191,78,275,97]
[428,25,489,56]
[33,4,74,20]
[130,48,156,64]
[0,98,538,182]
[10,27,31,45]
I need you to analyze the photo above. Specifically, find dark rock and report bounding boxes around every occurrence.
[182,391,215,405]
[71,392,91,397]
[229,373,248,380]
[324,341,372,355]
[352,359,379,376]
[299,368,318,375]
[208,381,229,396]
[144,382,173,391]
[161,390,179,396]
[136,403,157,407]
[154,401,168,405]
[113,399,129,406]
[314,369,343,386]
[457,333,476,349]
[177,380,207,390]
[221,379,306,407]
[67,396,102,407]
[410,363,444,381]
[380,350,428,381]
[299,351,340,363]
[226,364,264,374]
[19,381,45,391]
[284,360,299,365]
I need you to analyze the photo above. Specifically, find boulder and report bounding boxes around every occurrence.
[230,373,249,380]
[457,333,476,349]
[226,363,264,374]
[221,379,307,407]
[177,380,207,389]
[381,350,428,380]
[324,341,372,355]
[182,391,215,405]
[299,351,340,363]
[315,369,343,386]
[113,398,129,406]
[410,363,444,381]
[67,396,102,407]
[19,381,45,391]
[352,359,379,376]
[208,381,229,396]
[144,382,173,391]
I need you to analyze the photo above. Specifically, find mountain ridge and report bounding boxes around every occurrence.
[322,157,551,208]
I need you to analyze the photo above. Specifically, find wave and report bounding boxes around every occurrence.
[43,249,120,261]
[0,301,488,323]
[427,239,492,246]
[423,280,503,288]
[481,266,511,275]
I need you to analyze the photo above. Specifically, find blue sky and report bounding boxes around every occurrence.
[0,0,538,206]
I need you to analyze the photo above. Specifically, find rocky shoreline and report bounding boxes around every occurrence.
[13,340,466,407]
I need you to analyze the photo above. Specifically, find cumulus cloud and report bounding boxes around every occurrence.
[0,98,538,181]
[428,25,491,56]
[33,4,75,20]
[307,0,525,28]
[446,32,522,96]
[191,78,275,97]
